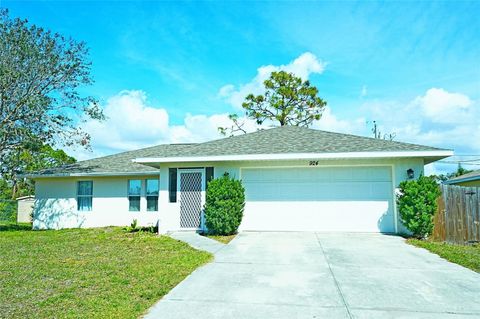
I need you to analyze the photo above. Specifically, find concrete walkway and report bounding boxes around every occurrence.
[146,232,480,319]
[169,231,225,254]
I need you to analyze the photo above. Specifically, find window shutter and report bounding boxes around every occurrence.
[205,167,214,189]
[169,168,177,203]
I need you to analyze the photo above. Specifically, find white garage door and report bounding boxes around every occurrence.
[240,166,395,233]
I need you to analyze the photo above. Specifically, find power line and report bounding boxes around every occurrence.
[439,158,480,163]
[455,158,480,162]
[437,161,480,166]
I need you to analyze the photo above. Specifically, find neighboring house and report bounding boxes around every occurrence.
[444,169,480,187]
[25,126,452,233]
[17,195,35,223]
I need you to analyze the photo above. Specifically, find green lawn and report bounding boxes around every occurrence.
[0,222,32,231]
[205,234,237,244]
[407,239,480,273]
[0,226,212,318]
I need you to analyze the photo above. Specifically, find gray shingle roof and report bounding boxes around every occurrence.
[28,126,449,177]
[162,126,444,157]
[445,169,480,184]
[28,143,196,177]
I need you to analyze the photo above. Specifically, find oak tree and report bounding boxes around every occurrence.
[0,9,104,163]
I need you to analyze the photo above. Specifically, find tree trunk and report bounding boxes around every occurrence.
[11,178,17,200]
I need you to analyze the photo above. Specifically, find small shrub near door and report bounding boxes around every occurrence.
[397,175,441,238]
[204,173,245,235]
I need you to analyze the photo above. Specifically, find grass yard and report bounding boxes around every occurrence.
[407,239,480,273]
[0,226,212,319]
[205,234,237,244]
[0,222,32,231]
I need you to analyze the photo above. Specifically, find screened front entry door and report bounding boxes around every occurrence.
[179,169,204,229]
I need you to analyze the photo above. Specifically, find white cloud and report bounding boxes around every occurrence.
[69,90,263,160]
[217,84,235,99]
[360,85,368,97]
[358,88,480,175]
[79,90,169,153]
[279,52,326,79]
[312,107,366,135]
[300,87,479,176]
[413,88,472,124]
[365,89,479,152]
[169,113,259,143]
[67,91,226,159]
[219,52,326,109]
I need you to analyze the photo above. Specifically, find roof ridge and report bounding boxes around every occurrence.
[194,128,269,146]
[194,125,447,152]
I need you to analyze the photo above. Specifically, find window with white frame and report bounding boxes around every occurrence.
[77,181,93,211]
[146,179,159,211]
[128,180,141,211]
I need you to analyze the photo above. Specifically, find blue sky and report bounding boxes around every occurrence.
[3,1,480,174]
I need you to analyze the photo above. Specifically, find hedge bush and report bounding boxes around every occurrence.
[0,201,17,223]
[204,174,245,235]
[397,175,441,238]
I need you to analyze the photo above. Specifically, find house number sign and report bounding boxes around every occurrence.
[309,161,319,166]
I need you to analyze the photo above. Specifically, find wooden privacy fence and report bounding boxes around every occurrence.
[432,184,480,244]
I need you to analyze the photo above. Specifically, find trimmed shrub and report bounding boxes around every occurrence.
[204,174,245,235]
[397,175,441,238]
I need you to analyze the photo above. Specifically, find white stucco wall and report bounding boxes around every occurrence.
[33,175,160,230]
[212,157,424,234]
[160,157,424,233]
[33,157,424,232]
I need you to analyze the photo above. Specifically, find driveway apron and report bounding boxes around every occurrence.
[145,232,480,319]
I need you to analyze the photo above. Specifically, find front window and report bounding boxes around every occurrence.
[128,180,141,211]
[77,181,93,211]
[146,179,159,211]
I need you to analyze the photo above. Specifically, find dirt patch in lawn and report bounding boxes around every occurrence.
[204,234,237,244]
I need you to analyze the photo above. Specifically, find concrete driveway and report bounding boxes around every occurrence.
[145,232,480,318]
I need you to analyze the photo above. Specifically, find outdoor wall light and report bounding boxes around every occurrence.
[407,168,414,179]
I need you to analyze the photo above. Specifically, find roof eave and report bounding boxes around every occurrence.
[134,150,454,165]
[22,171,161,179]
[444,175,480,185]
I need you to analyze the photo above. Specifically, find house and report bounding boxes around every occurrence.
[16,195,35,223]
[26,126,452,233]
[444,169,480,187]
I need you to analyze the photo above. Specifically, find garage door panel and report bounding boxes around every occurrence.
[245,181,392,201]
[240,201,394,232]
[242,166,392,183]
[240,166,395,233]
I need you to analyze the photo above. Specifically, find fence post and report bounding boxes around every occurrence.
[439,184,480,245]
[433,189,446,242]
